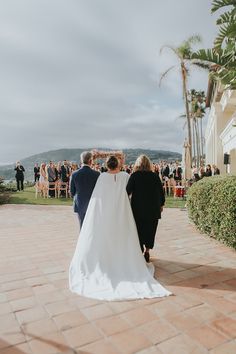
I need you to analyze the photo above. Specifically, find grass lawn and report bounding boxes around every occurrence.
[9,187,72,206]
[8,187,186,208]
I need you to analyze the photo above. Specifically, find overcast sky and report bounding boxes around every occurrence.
[0,0,217,164]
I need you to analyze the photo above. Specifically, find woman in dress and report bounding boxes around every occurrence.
[126,155,165,263]
[69,155,171,301]
[38,163,48,195]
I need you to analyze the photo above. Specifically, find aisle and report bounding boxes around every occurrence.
[0,205,235,354]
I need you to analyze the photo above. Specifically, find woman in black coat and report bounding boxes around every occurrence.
[126,155,165,263]
[14,161,25,191]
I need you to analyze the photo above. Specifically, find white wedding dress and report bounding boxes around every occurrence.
[69,171,171,301]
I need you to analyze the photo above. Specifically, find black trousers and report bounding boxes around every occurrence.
[34,175,40,183]
[16,178,24,191]
[135,218,159,252]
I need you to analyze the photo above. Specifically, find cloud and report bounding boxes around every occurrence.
[0,0,215,163]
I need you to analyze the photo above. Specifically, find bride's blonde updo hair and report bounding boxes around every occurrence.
[106,155,119,170]
[134,154,152,172]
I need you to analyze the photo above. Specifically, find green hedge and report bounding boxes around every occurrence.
[187,175,236,249]
[0,177,11,204]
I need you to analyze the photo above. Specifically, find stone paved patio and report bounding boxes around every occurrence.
[0,204,236,354]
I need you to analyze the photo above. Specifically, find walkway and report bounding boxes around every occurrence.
[0,205,236,354]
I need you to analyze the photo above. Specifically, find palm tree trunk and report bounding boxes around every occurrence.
[192,118,196,167]
[182,63,192,166]
[200,118,204,165]
[196,118,200,168]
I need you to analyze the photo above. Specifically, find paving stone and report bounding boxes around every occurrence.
[95,315,131,336]
[209,340,236,354]
[22,318,58,340]
[79,339,119,354]
[187,324,228,349]
[28,331,70,354]
[120,306,157,326]
[15,306,48,325]
[80,303,114,321]
[45,301,77,317]
[63,323,102,348]
[210,316,236,338]
[10,296,37,312]
[109,328,151,354]
[53,310,88,331]
[136,318,178,344]
[157,333,208,354]
[0,329,26,350]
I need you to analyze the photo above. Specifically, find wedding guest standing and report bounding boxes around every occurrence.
[61,160,70,183]
[205,164,212,177]
[39,163,48,191]
[14,161,25,191]
[47,161,57,197]
[34,163,40,183]
[127,155,165,263]
[212,164,220,175]
[173,162,182,185]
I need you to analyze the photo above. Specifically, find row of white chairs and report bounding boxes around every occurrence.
[35,181,70,199]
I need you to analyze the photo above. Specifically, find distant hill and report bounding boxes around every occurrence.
[0,148,181,181]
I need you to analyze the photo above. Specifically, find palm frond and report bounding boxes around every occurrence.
[159,65,176,87]
[226,22,236,38]
[184,34,202,46]
[214,23,232,49]
[160,45,182,60]
[216,9,236,24]
[191,48,227,66]
[190,61,213,70]
[212,0,236,14]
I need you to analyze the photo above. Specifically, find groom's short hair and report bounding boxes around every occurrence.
[81,151,93,165]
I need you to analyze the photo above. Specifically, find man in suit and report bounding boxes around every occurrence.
[70,151,100,227]
[47,161,57,197]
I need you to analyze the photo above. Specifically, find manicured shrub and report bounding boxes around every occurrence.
[187,175,236,249]
[0,177,11,204]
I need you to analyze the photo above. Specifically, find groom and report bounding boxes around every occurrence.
[70,151,100,227]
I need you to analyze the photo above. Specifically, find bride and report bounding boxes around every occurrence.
[69,155,171,301]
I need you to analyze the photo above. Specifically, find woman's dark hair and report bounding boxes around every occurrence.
[106,155,119,170]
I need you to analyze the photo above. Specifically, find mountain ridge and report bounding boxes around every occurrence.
[0,147,182,180]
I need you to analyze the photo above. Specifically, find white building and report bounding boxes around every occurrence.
[205,82,236,175]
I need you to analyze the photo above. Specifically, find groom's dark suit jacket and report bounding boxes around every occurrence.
[70,165,100,225]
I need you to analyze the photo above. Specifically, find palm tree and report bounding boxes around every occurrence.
[160,35,202,165]
[191,0,236,89]
[189,90,206,167]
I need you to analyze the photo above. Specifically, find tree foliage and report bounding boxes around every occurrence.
[191,0,236,89]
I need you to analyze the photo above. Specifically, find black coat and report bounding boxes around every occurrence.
[126,171,165,220]
[15,165,25,179]
[126,171,165,250]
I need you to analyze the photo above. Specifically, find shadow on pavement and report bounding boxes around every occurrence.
[0,334,91,354]
[153,259,236,291]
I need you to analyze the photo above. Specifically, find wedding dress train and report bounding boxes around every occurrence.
[69,172,171,300]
